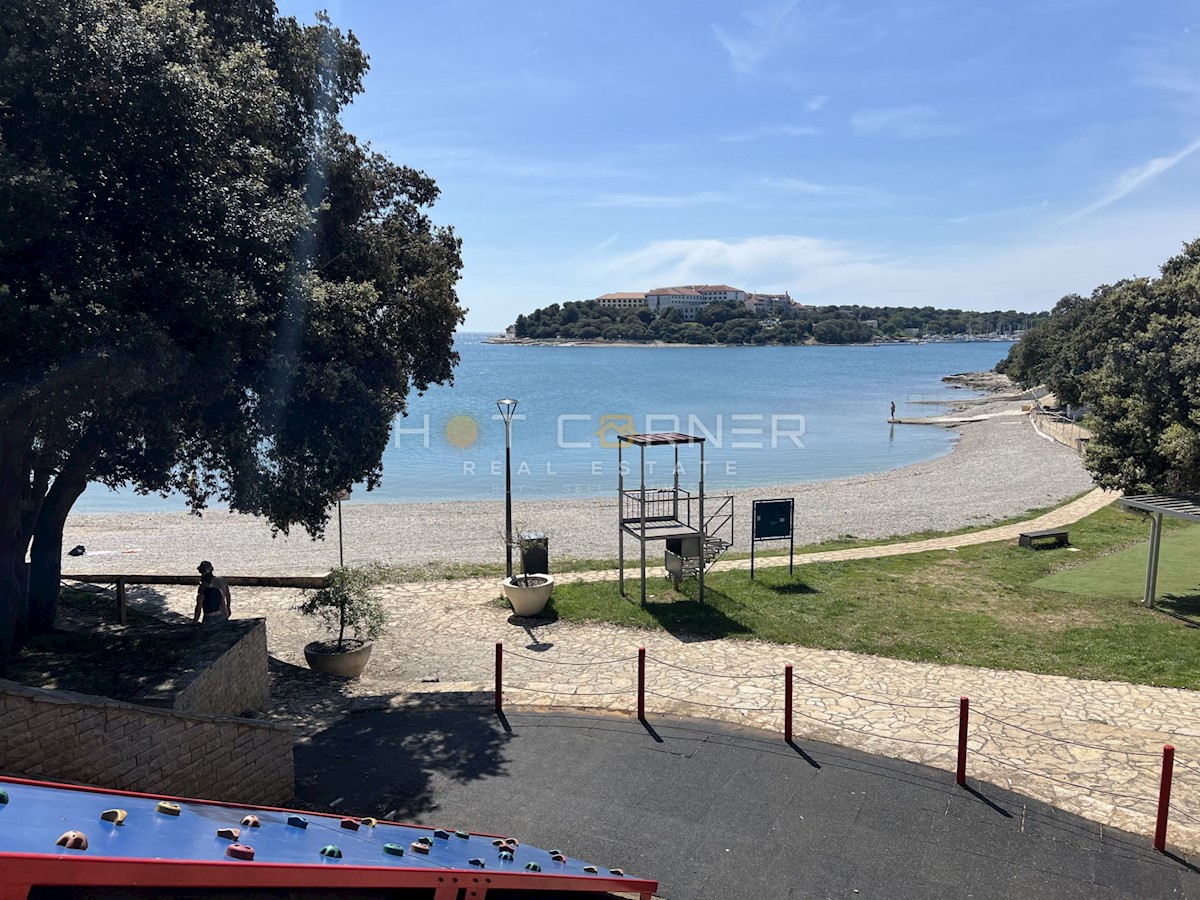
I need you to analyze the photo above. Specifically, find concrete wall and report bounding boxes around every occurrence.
[0,680,294,805]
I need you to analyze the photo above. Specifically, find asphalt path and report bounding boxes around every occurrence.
[294,702,1200,899]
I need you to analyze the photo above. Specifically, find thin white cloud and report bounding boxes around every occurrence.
[805,94,829,112]
[721,124,822,142]
[1064,134,1200,221]
[588,191,727,209]
[949,200,1052,224]
[712,0,804,75]
[851,106,962,138]
[758,177,875,198]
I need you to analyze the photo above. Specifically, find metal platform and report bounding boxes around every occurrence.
[0,776,655,899]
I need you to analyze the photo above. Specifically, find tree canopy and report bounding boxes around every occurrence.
[0,0,463,659]
[509,299,1040,346]
[998,239,1200,494]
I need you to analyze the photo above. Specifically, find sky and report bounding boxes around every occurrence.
[277,0,1200,332]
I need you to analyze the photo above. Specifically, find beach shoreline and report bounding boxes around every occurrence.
[60,389,1097,577]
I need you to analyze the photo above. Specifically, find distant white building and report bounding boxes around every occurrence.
[596,291,648,311]
[595,283,778,321]
[745,292,796,315]
[645,286,707,320]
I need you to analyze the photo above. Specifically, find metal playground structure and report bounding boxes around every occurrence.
[617,432,734,604]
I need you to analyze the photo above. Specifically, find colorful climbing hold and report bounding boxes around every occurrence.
[468,857,486,867]
[433,828,451,839]
[216,827,241,841]
[319,844,342,859]
[524,862,541,872]
[240,814,261,828]
[382,843,405,857]
[583,865,598,874]
[498,850,514,861]
[100,809,127,825]
[55,831,87,851]
[286,815,308,829]
[551,852,567,863]
[416,836,433,847]
[156,802,181,816]
[226,843,255,861]
[611,868,625,876]
[455,829,470,839]
[339,818,360,831]
[0,789,8,804]
[360,817,378,827]
[409,841,430,855]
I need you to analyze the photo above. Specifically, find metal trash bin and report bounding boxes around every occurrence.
[518,531,549,574]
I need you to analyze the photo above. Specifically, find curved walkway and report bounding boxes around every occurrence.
[123,486,1200,857]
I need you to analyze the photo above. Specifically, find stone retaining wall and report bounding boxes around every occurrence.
[134,618,270,716]
[0,680,293,805]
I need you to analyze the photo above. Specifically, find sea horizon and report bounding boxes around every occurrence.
[76,337,1016,514]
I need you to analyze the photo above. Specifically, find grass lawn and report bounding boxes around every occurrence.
[1034,522,1200,614]
[548,505,1200,689]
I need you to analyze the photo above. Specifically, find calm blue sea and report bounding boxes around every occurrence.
[77,335,1015,512]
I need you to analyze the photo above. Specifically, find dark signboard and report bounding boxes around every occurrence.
[753,499,793,541]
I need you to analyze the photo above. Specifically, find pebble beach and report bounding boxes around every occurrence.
[60,395,1096,577]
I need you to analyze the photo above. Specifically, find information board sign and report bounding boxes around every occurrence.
[751,498,795,578]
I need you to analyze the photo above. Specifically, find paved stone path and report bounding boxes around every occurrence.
[118,485,1200,856]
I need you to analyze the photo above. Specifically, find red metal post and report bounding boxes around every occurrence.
[637,647,646,720]
[494,642,503,714]
[1155,744,1175,852]
[784,665,793,743]
[956,696,969,786]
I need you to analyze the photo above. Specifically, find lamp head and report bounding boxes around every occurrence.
[496,398,518,422]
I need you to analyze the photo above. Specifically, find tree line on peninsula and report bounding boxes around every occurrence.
[509,301,1044,345]
[999,238,1200,495]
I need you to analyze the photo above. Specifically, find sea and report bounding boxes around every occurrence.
[77,335,1017,512]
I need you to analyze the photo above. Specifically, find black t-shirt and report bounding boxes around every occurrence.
[201,586,225,615]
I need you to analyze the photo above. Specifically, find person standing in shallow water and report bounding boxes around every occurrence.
[890,401,896,420]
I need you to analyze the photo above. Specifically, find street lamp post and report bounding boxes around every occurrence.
[496,398,518,580]
[335,488,351,568]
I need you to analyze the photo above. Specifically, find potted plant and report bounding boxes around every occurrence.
[298,564,388,678]
[502,531,554,617]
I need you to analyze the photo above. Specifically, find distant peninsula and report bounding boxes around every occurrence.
[494,284,1045,347]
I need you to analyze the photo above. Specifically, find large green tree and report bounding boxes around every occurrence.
[998,239,1200,493]
[0,0,463,661]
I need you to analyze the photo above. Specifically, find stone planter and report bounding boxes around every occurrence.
[303,639,373,678]
[502,574,555,617]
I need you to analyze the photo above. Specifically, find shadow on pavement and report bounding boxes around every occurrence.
[295,706,1200,900]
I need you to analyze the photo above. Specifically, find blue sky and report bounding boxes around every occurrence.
[278,1,1200,331]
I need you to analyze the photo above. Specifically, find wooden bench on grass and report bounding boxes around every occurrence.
[1018,528,1069,550]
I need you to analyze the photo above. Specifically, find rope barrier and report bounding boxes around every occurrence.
[970,751,1157,807]
[787,707,953,748]
[643,689,783,713]
[506,651,639,667]
[973,711,1161,757]
[788,670,959,711]
[509,686,637,698]
[493,640,1196,855]
[645,655,778,680]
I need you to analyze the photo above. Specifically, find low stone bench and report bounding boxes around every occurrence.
[1018,528,1069,549]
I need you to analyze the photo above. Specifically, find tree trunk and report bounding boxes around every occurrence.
[0,422,34,667]
[28,436,101,635]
